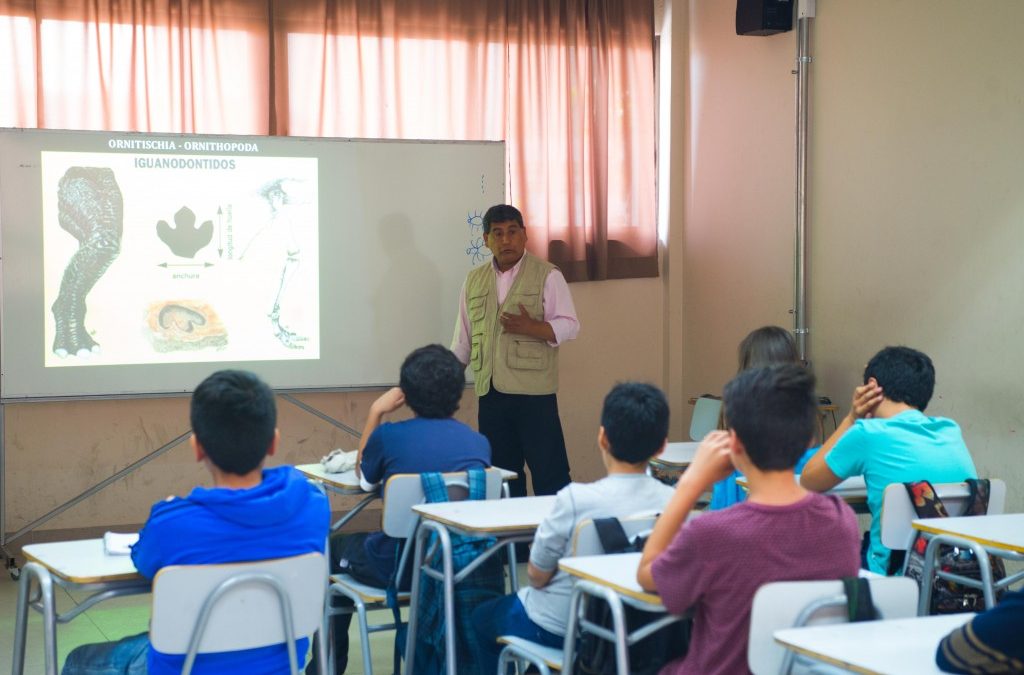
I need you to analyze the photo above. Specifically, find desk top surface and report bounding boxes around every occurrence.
[774,613,974,675]
[295,464,519,493]
[413,495,556,534]
[558,552,662,606]
[912,513,1024,552]
[294,464,363,492]
[22,539,143,584]
[649,441,700,468]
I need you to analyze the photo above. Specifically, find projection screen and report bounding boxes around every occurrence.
[0,129,505,399]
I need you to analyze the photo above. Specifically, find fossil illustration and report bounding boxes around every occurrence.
[51,167,123,357]
[145,300,227,352]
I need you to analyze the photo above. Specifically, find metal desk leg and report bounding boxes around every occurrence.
[919,533,996,615]
[507,541,519,594]
[12,562,58,675]
[403,524,430,671]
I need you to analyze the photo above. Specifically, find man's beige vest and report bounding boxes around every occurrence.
[465,252,559,396]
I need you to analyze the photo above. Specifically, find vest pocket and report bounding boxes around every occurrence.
[470,333,483,371]
[507,338,550,371]
[467,294,488,322]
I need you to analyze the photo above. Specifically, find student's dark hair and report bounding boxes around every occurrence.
[600,382,670,464]
[482,204,525,235]
[863,346,935,411]
[190,370,277,475]
[400,344,465,419]
[737,325,800,373]
[723,364,817,471]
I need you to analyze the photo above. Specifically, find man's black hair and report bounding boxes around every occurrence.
[863,346,935,411]
[482,204,525,235]
[400,344,465,419]
[723,364,817,471]
[600,382,670,464]
[191,369,277,475]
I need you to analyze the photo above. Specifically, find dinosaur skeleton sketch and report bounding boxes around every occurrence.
[240,178,309,349]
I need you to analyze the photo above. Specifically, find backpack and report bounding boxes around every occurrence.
[572,517,690,675]
[902,478,1006,613]
[397,469,505,675]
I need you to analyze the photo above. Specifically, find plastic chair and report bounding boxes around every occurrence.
[327,468,504,675]
[689,396,722,441]
[149,552,328,675]
[879,479,1006,561]
[497,513,670,674]
[748,577,919,675]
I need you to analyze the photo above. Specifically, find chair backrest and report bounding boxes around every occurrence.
[747,576,918,675]
[749,577,917,675]
[879,479,1006,550]
[380,467,504,538]
[570,513,660,556]
[150,552,326,663]
[689,396,722,441]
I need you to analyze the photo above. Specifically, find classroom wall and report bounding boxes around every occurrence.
[675,0,1024,512]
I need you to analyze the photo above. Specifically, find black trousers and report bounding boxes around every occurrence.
[478,389,571,498]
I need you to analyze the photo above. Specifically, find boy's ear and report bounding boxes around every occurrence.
[266,428,280,458]
[597,426,610,453]
[191,434,205,463]
[727,429,746,458]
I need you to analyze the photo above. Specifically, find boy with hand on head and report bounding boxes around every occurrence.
[62,370,331,675]
[471,382,675,674]
[638,365,860,675]
[321,344,491,672]
[800,346,977,574]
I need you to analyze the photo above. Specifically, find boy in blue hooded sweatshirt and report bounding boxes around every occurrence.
[62,370,330,675]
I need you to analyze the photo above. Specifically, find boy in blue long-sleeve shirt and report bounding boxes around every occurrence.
[62,370,330,675]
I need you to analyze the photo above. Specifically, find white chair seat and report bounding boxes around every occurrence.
[329,573,411,604]
[498,636,564,671]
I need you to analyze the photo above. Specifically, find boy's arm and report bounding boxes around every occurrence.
[801,379,883,492]
[528,562,556,588]
[527,487,575,589]
[638,432,732,591]
[356,387,405,483]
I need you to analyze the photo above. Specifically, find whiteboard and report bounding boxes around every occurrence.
[0,128,504,399]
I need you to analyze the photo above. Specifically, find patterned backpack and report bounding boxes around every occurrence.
[902,478,1006,613]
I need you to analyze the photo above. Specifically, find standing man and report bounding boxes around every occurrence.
[452,204,580,498]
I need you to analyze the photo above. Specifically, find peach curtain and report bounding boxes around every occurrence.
[0,0,657,280]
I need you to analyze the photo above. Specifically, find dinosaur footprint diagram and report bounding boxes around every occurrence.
[156,207,214,258]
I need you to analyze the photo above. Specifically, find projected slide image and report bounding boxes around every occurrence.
[42,151,320,368]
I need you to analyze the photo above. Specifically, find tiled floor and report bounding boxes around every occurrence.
[0,571,400,674]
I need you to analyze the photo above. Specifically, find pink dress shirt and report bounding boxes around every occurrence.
[451,255,580,365]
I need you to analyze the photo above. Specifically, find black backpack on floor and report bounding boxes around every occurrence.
[572,518,690,675]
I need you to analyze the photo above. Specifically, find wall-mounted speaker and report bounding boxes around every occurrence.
[736,0,793,36]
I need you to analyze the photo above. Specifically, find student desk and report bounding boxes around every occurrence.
[911,513,1024,614]
[774,612,974,674]
[403,495,556,675]
[735,474,868,512]
[648,442,699,485]
[295,464,521,531]
[12,539,149,675]
[559,553,682,674]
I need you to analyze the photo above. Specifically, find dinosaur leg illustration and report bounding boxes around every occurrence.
[51,167,123,357]
[269,248,307,349]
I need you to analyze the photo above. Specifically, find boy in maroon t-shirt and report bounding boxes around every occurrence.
[638,364,860,675]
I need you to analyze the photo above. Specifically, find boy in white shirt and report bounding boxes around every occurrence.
[471,382,675,673]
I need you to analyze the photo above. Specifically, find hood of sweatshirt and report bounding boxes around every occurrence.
[185,465,315,527]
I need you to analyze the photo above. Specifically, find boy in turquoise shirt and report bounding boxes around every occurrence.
[801,346,977,574]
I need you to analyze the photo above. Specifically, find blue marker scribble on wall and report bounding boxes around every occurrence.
[467,210,484,232]
[466,236,490,264]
